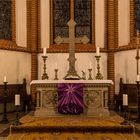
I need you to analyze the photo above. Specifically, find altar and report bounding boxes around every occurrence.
[31,80,113,117]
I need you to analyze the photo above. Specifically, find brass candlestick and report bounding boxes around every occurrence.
[135,30,140,123]
[88,69,93,80]
[0,82,9,124]
[121,105,129,125]
[54,69,58,80]
[136,81,140,123]
[13,106,22,126]
[42,55,49,80]
[95,55,103,80]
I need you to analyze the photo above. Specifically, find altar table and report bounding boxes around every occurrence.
[30,80,113,117]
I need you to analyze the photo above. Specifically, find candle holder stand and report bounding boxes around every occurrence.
[136,81,140,123]
[81,70,86,80]
[0,82,9,124]
[121,105,130,125]
[95,55,103,80]
[42,55,49,80]
[13,106,22,126]
[88,69,93,80]
[54,69,58,80]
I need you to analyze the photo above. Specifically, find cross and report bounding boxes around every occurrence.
[55,19,89,80]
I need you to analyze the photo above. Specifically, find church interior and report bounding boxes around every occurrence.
[1,0,140,139]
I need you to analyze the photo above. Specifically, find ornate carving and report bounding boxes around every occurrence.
[42,90,57,109]
[84,90,102,109]
[0,0,12,40]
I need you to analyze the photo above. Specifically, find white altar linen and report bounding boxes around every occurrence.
[30,80,113,85]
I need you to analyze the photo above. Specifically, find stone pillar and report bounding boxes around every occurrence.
[30,0,38,104]
[107,0,118,109]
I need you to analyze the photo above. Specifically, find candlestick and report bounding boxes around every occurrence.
[96,47,100,56]
[0,81,9,124]
[54,69,58,80]
[123,94,128,106]
[42,55,49,80]
[81,70,86,80]
[95,56,103,79]
[136,81,140,123]
[121,94,129,125]
[15,95,20,106]
[88,69,93,80]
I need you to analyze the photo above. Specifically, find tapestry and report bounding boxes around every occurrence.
[57,83,83,114]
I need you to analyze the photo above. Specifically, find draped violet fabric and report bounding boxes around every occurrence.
[58,83,83,114]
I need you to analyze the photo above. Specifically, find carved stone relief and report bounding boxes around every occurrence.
[42,90,57,109]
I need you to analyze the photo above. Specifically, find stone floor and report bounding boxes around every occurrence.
[0,111,140,139]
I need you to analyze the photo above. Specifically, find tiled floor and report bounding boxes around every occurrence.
[0,111,140,139]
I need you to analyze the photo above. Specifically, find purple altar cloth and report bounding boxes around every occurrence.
[57,83,83,114]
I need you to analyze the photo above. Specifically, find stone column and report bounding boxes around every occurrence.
[107,0,118,109]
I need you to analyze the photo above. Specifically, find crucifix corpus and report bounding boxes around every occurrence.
[55,19,89,80]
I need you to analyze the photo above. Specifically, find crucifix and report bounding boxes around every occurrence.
[55,19,89,80]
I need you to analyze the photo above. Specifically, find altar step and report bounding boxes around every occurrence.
[6,111,140,140]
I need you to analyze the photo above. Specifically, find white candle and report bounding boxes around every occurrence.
[4,76,6,82]
[55,63,58,69]
[137,75,140,81]
[15,94,20,106]
[89,62,92,69]
[123,94,128,106]
[96,47,100,56]
[43,48,47,56]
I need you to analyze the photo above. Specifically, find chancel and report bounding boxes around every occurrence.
[0,0,140,140]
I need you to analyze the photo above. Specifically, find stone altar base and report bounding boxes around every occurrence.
[7,111,140,140]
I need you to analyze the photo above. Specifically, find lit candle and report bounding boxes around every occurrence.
[15,94,20,106]
[123,94,128,106]
[137,75,140,81]
[55,63,58,69]
[4,76,6,82]
[96,47,100,56]
[43,48,47,56]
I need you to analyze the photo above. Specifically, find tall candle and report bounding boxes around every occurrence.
[43,48,47,56]
[4,76,6,82]
[96,47,100,56]
[137,74,140,81]
[15,94,20,106]
[123,94,128,106]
